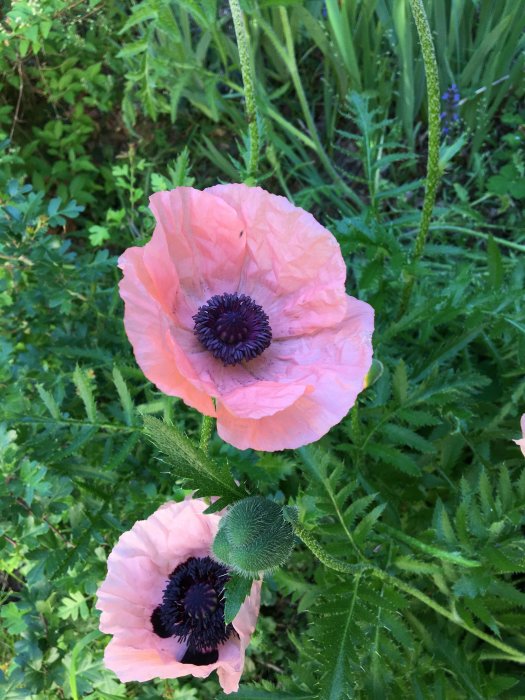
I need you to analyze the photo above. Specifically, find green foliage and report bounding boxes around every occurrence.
[337,92,419,214]
[118,0,234,125]
[486,109,525,207]
[115,0,525,161]
[0,1,122,205]
[2,1,525,699]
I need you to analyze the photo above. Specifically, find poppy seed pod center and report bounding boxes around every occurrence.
[184,582,218,618]
[193,292,272,366]
[151,556,233,665]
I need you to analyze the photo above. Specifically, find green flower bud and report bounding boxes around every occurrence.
[212,496,295,577]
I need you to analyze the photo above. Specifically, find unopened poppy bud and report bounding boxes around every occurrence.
[213,496,295,577]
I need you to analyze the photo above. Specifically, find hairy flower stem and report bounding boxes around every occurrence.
[293,522,367,575]
[293,523,525,663]
[199,415,214,454]
[228,0,259,182]
[400,0,441,314]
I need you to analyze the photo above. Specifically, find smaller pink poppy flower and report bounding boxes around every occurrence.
[514,414,525,457]
[95,499,261,694]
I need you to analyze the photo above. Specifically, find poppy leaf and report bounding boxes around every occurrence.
[143,416,245,503]
[223,573,254,625]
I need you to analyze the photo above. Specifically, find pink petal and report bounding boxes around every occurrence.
[216,296,374,451]
[118,247,216,414]
[218,381,311,419]
[103,638,212,683]
[206,184,348,338]
[149,188,247,304]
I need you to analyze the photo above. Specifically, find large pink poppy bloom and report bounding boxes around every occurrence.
[95,499,261,694]
[118,184,374,451]
[514,414,525,457]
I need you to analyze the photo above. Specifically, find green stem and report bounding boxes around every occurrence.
[293,522,367,575]
[422,224,525,254]
[377,522,480,568]
[16,416,139,433]
[199,415,215,454]
[293,523,525,663]
[381,572,525,663]
[228,0,259,181]
[411,0,441,260]
[400,0,441,311]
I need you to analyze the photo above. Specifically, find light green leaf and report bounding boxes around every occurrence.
[72,365,97,422]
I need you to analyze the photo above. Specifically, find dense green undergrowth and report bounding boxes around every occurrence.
[1,1,525,698]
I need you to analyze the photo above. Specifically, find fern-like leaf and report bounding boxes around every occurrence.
[143,415,245,505]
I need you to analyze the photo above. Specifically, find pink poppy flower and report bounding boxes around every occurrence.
[514,414,525,457]
[95,499,261,694]
[118,184,374,451]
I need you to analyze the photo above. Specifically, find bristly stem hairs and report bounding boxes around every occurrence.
[401,0,441,313]
[228,0,260,182]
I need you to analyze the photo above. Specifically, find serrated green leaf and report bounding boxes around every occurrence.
[433,499,457,546]
[105,432,140,471]
[343,493,376,530]
[498,466,513,511]
[119,3,159,33]
[479,468,496,518]
[353,503,386,547]
[143,416,244,503]
[398,408,441,427]
[464,597,499,635]
[383,423,436,453]
[36,384,61,420]
[392,360,408,404]
[316,581,361,700]
[204,496,230,514]
[224,573,254,625]
[72,365,97,422]
[117,38,149,58]
[58,591,89,621]
[112,366,134,426]
[366,443,421,476]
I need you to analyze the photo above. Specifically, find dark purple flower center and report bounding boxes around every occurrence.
[151,556,232,666]
[193,292,272,366]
